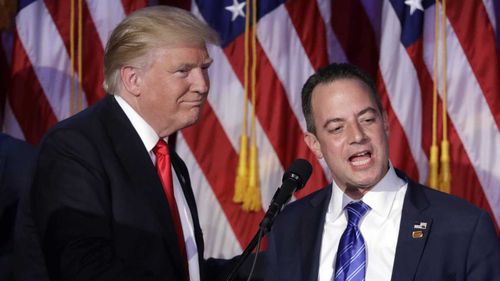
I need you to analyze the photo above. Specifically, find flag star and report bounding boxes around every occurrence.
[405,0,424,15]
[225,0,246,21]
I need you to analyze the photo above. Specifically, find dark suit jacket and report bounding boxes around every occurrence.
[0,133,37,280]
[31,95,214,281]
[264,170,500,281]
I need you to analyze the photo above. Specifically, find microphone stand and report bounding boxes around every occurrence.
[225,194,283,281]
[225,225,266,281]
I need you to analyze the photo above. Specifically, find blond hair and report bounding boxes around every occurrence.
[103,6,219,94]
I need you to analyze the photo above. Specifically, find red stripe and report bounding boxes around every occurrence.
[182,103,264,247]
[157,0,191,10]
[285,0,329,70]
[8,33,57,144]
[223,33,328,197]
[330,0,379,77]
[376,69,420,181]
[406,40,498,232]
[44,0,106,107]
[446,0,500,131]
[120,0,148,15]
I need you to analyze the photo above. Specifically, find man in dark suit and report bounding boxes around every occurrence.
[0,133,36,280]
[31,6,227,281]
[264,63,500,281]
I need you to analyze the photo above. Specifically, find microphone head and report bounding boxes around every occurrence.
[283,159,312,190]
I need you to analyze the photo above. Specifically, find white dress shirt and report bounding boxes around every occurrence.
[318,164,407,281]
[115,95,200,281]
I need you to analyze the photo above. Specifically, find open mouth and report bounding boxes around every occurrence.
[348,151,372,166]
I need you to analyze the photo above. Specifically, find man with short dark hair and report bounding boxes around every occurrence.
[264,63,500,281]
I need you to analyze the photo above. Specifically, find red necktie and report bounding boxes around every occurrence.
[153,139,189,280]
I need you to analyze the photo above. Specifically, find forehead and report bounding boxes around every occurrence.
[311,78,377,115]
[147,44,210,66]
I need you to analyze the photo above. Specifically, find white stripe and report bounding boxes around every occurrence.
[258,4,331,179]
[316,0,348,64]
[16,0,87,122]
[2,98,25,140]
[379,0,429,182]
[176,133,242,258]
[482,0,497,33]
[85,0,126,48]
[192,4,286,211]
[423,6,500,224]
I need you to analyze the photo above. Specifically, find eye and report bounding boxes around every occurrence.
[327,126,343,134]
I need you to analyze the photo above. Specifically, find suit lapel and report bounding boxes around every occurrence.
[170,147,205,261]
[299,185,332,281]
[391,172,432,281]
[99,96,187,278]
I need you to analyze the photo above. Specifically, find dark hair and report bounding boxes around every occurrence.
[301,63,383,134]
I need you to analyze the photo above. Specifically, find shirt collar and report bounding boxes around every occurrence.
[327,162,406,221]
[114,95,162,154]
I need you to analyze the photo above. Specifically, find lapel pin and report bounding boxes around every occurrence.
[412,230,424,239]
[413,222,427,229]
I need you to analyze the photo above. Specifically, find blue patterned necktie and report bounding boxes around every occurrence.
[334,201,370,281]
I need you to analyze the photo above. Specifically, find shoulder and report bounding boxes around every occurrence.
[410,180,484,217]
[276,184,331,221]
[0,133,36,157]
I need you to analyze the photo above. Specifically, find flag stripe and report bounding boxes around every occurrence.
[204,43,286,207]
[221,31,328,194]
[446,0,500,131]
[17,0,85,122]
[285,0,329,70]
[177,133,242,258]
[256,4,330,189]
[181,102,265,248]
[120,0,148,15]
[377,69,420,180]
[316,0,348,63]
[86,0,126,50]
[44,0,105,105]
[9,32,57,143]
[380,0,428,182]
[331,0,379,78]
[421,6,500,223]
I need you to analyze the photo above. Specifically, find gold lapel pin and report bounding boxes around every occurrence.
[412,230,424,239]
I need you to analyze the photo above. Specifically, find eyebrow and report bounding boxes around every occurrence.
[321,106,378,129]
[177,58,214,69]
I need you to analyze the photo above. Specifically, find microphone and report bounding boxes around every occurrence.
[225,159,312,281]
[260,159,312,232]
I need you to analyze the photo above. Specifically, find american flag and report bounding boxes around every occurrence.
[1,0,499,259]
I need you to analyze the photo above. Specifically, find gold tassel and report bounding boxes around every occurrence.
[242,0,261,212]
[233,0,251,204]
[242,143,261,212]
[233,135,249,203]
[439,139,450,192]
[428,144,439,188]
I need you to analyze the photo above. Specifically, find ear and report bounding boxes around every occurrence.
[304,132,323,159]
[120,66,141,97]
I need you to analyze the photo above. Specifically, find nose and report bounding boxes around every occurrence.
[190,68,210,95]
[348,121,368,144]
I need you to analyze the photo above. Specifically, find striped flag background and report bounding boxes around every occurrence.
[1,0,499,259]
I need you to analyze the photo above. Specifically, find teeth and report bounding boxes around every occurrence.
[352,158,370,166]
[354,151,369,157]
